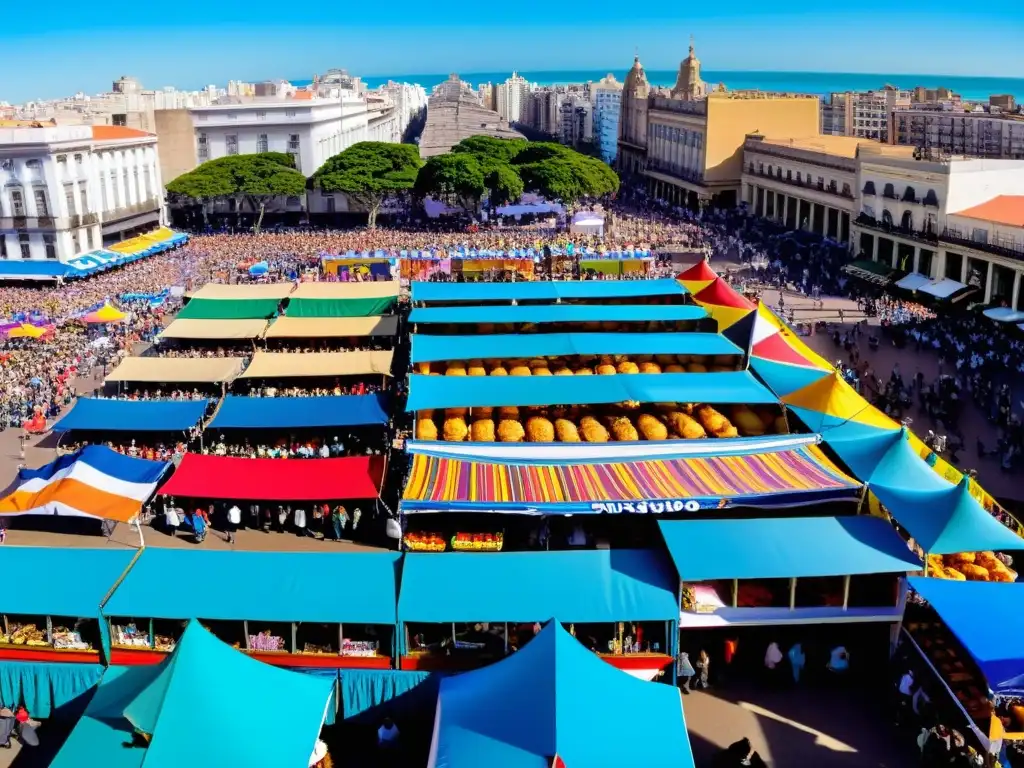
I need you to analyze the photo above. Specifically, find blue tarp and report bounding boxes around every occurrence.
[122,621,332,767]
[789,406,898,442]
[659,516,922,581]
[50,666,158,768]
[398,550,679,624]
[411,332,740,363]
[0,548,134,618]
[53,397,210,432]
[431,620,694,768]
[209,394,388,429]
[105,549,399,625]
[409,303,707,325]
[406,370,778,410]
[0,261,70,280]
[909,578,1024,696]
[827,428,946,491]
[339,669,447,720]
[411,278,686,303]
[871,478,1024,555]
[0,661,104,718]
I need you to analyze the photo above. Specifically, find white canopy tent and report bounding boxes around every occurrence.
[982,307,1024,323]
[918,278,968,299]
[895,272,932,291]
[570,211,605,237]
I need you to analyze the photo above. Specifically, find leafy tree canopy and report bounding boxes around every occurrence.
[311,142,423,227]
[414,154,487,210]
[452,135,528,164]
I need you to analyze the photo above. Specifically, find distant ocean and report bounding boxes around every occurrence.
[292,70,1024,102]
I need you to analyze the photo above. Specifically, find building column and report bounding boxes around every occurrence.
[984,263,994,303]
[871,235,879,262]
[1013,270,1022,310]
[961,256,969,284]
[781,195,789,225]
[912,247,920,274]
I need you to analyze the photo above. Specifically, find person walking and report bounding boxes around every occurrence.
[164,499,180,539]
[695,649,711,689]
[788,642,806,684]
[677,650,696,694]
[226,503,241,545]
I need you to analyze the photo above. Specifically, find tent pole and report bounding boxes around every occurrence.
[133,515,145,549]
[842,575,851,610]
[857,484,869,515]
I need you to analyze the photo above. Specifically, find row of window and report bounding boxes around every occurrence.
[0,233,59,260]
[197,110,298,122]
[862,182,939,206]
[749,162,852,197]
[198,133,301,162]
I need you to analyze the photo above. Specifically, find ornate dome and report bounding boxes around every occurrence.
[624,55,649,94]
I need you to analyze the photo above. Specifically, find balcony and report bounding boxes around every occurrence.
[748,168,854,200]
[941,228,1024,262]
[644,159,704,185]
[855,214,938,245]
[103,199,161,224]
[0,216,57,231]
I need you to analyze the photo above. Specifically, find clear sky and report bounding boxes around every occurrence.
[2,1,1022,103]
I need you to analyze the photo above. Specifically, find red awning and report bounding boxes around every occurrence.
[159,454,384,501]
[694,277,756,309]
[678,260,717,283]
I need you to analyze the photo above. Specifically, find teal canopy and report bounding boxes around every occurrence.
[409,304,707,325]
[0,661,103,718]
[750,358,833,398]
[430,620,694,768]
[411,278,686,303]
[410,332,739,363]
[659,516,922,581]
[406,370,778,410]
[0,548,134,618]
[105,549,399,624]
[398,550,679,624]
[123,621,332,767]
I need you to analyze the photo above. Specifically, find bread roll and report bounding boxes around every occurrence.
[416,362,432,375]
[617,361,640,374]
[473,407,494,419]
[664,364,685,373]
[446,362,467,376]
[730,406,765,436]
[574,366,594,375]
[596,363,617,375]
[656,354,678,365]
[532,367,553,376]
[555,418,581,442]
[497,419,525,442]
[667,411,706,439]
[468,363,487,376]
[638,362,662,374]
[675,354,691,364]
[489,365,508,376]
[553,367,574,376]
[696,405,729,433]
[773,415,789,434]
[526,416,556,442]
[415,418,438,441]
[609,416,639,441]
[497,406,520,420]
[637,413,669,441]
[509,365,532,376]
[687,362,708,373]
[443,417,468,442]
[470,419,495,442]
[580,416,610,443]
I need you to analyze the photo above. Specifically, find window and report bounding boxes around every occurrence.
[74,154,83,165]
[198,133,209,161]
[972,228,989,245]
[227,113,237,120]
[285,110,297,118]
[796,172,802,183]
[786,170,792,181]
[65,186,77,216]
[56,155,67,165]
[10,189,25,216]
[19,234,30,259]
[197,114,208,122]
[325,196,336,213]
[226,134,239,156]
[0,236,6,259]
[43,234,56,259]
[842,183,852,197]
[25,159,41,171]
[286,196,301,208]
[256,111,267,120]
[87,228,95,250]
[257,134,269,153]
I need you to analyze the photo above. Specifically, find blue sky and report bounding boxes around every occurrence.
[2,2,1022,103]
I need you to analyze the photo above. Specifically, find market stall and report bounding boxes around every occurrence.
[264,315,399,340]
[104,356,244,386]
[287,281,399,318]
[409,277,685,306]
[408,302,708,333]
[659,517,920,628]
[427,619,694,768]
[396,549,680,677]
[176,296,283,320]
[187,283,296,301]
[50,620,333,768]
[103,550,399,669]
[208,393,388,430]
[156,318,269,341]
[239,350,394,379]
[52,397,210,434]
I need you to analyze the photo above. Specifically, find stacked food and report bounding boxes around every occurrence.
[450,532,504,552]
[417,402,787,443]
[0,623,49,646]
[926,552,1016,582]
[52,626,90,651]
[418,354,742,377]
[403,532,448,552]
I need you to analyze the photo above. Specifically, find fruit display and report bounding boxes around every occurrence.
[0,622,49,646]
[926,551,1016,582]
[404,532,447,552]
[339,640,379,658]
[248,630,287,652]
[52,626,90,651]
[418,354,742,377]
[450,532,504,552]
[415,401,786,443]
[112,623,151,649]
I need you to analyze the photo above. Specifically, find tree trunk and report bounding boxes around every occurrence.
[254,201,266,234]
[368,201,379,229]
[200,203,209,229]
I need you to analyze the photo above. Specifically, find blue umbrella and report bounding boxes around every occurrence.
[249,261,269,276]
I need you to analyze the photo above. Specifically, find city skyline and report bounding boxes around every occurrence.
[3,6,1023,103]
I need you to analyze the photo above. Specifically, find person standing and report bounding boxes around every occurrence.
[164,499,180,538]
[332,504,347,541]
[676,650,696,694]
[788,642,806,684]
[226,503,241,545]
[695,649,711,689]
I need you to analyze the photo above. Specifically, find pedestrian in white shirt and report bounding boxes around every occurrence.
[164,500,181,539]
[226,504,241,544]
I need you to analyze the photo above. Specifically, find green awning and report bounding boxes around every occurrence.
[177,298,281,320]
[287,296,398,318]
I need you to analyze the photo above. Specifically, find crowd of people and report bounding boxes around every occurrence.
[202,432,385,460]
[239,381,386,398]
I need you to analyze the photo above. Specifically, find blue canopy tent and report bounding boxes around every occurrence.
[409,303,707,325]
[824,427,937,488]
[53,621,332,768]
[658,517,921,581]
[209,394,388,429]
[0,548,134,715]
[52,398,210,432]
[749,357,832,398]
[909,578,1024,696]
[249,261,269,276]
[0,261,71,281]
[411,277,686,303]
[411,332,740,363]
[406,370,778,410]
[427,620,694,768]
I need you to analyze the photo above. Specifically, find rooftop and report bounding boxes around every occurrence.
[952,195,1024,227]
[91,125,154,141]
[753,134,915,160]
[419,98,524,158]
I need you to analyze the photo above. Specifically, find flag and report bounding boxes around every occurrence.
[0,446,169,523]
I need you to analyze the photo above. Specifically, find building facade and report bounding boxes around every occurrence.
[189,98,370,175]
[0,124,164,262]
[496,73,531,125]
[890,108,1024,160]
[592,75,622,164]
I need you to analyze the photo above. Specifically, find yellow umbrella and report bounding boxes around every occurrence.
[7,323,47,339]
[83,303,127,324]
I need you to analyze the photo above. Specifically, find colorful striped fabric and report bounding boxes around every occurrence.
[0,446,169,523]
[403,444,859,511]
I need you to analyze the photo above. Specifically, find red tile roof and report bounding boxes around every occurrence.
[91,125,154,142]
[954,195,1024,228]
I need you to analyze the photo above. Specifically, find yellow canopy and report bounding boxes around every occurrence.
[696,302,752,332]
[105,357,244,383]
[783,371,898,430]
[6,323,47,339]
[264,316,399,338]
[189,283,296,300]
[290,282,399,300]
[159,319,268,340]
[83,303,127,323]
[240,350,394,378]
[142,227,175,244]
[678,277,716,294]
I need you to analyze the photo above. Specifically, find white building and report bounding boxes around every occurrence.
[592,75,623,164]
[496,72,531,124]
[189,97,369,175]
[558,93,592,147]
[378,82,428,136]
[0,124,164,262]
[821,87,910,142]
[891,107,1024,160]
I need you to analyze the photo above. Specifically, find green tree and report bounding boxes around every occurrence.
[166,153,306,232]
[512,143,619,208]
[452,135,528,164]
[310,142,423,228]
[482,164,525,208]
[414,154,487,212]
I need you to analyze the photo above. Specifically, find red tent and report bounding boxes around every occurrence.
[694,278,756,309]
[677,260,718,283]
[159,454,384,500]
